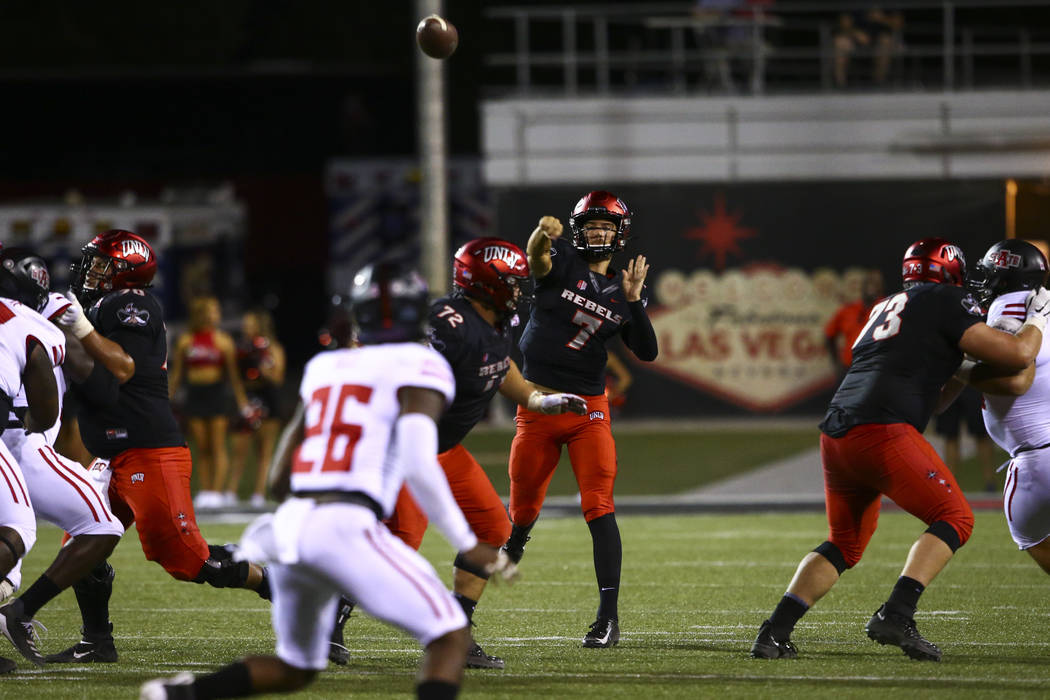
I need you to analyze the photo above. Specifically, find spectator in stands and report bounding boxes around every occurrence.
[693,0,776,93]
[933,386,998,493]
[824,269,885,375]
[227,308,286,508]
[833,5,905,88]
[168,296,249,509]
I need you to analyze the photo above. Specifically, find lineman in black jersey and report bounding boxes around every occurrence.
[44,230,270,664]
[751,237,1050,662]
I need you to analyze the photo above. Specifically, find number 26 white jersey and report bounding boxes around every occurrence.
[290,342,455,515]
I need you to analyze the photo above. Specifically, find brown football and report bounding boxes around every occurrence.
[416,14,458,59]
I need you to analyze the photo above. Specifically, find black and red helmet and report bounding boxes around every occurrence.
[0,246,50,312]
[902,237,967,288]
[349,262,429,345]
[71,229,157,304]
[568,190,631,261]
[452,237,531,318]
[968,239,1049,308]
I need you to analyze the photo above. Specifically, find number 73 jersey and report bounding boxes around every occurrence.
[821,282,984,437]
[290,342,455,515]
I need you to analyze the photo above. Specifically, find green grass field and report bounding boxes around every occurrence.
[5,509,1047,698]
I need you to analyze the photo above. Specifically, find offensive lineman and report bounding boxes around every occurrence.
[503,191,658,647]
[141,263,513,700]
[46,230,270,663]
[0,249,124,667]
[750,237,1050,662]
[948,240,1050,574]
[0,269,60,671]
[353,237,587,669]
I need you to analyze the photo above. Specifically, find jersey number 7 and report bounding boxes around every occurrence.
[293,384,373,473]
[852,292,907,349]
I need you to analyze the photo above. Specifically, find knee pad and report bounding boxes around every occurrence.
[926,519,967,552]
[453,552,490,580]
[814,540,850,574]
[194,557,251,589]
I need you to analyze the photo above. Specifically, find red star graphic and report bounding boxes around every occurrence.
[684,192,757,271]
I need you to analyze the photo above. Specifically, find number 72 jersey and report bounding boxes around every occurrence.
[290,342,455,515]
[821,282,984,437]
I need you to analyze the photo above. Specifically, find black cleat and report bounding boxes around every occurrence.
[0,655,14,674]
[865,605,942,662]
[328,598,354,666]
[750,619,798,659]
[582,617,620,648]
[465,639,505,669]
[0,599,44,666]
[45,624,118,664]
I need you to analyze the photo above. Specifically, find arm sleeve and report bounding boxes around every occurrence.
[398,412,478,552]
[73,361,121,408]
[620,301,658,361]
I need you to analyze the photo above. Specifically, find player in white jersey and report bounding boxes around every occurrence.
[0,249,124,668]
[947,239,1050,572]
[0,248,60,671]
[141,263,515,700]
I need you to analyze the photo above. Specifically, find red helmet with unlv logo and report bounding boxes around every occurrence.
[568,190,631,261]
[71,229,157,304]
[902,237,966,287]
[453,237,531,318]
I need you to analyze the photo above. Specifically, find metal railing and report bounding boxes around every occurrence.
[482,1,1050,96]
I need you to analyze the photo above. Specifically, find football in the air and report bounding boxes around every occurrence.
[416,14,458,59]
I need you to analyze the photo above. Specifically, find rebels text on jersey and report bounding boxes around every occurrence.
[291,343,455,515]
[76,289,183,458]
[520,237,647,395]
[820,283,983,438]
[428,295,512,453]
[0,298,64,406]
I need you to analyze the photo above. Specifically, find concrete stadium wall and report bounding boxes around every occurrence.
[482,90,1050,184]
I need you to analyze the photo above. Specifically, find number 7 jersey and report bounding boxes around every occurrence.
[291,342,455,515]
[820,282,983,437]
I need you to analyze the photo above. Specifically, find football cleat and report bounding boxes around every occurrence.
[750,619,798,659]
[139,671,196,700]
[0,655,15,674]
[0,599,44,666]
[328,598,354,666]
[45,624,118,663]
[465,638,505,670]
[865,604,942,662]
[582,617,620,648]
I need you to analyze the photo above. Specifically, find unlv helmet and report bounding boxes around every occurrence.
[0,247,50,312]
[568,190,631,262]
[70,229,157,304]
[968,239,1049,309]
[349,262,429,345]
[901,237,967,288]
[453,237,531,318]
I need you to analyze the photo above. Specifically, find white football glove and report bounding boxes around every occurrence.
[483,549,520,585]
[527,390,588,415]
[57,289,95,339]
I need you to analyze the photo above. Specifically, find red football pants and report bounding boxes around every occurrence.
[820,423,974,568]
[385,444,511,551]
[108,446,210,580]
[509,394,615,525]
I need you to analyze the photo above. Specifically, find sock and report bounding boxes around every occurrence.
[19,574,62,619]
[193,660,253,699]
[587,513,621,620]
[886,575,925,617]
[453,593,477,623]
[73,561,114,636]
[505,520,535,553]
[768,593,809,640]
[417,680,459,700]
